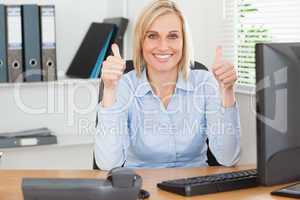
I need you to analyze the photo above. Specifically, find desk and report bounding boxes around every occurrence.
[0,165,292,200]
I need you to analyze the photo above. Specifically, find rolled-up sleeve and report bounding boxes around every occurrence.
[204,73,241,167]
[94,78,133,170]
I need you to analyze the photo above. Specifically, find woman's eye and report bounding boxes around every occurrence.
[148,34,157,39]
[168,34,178,39]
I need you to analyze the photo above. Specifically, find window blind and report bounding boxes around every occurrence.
[221,0,300,89]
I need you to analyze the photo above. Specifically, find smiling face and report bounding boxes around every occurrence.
[142,12,183,74]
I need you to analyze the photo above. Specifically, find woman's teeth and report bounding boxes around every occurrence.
[154,54,172,59]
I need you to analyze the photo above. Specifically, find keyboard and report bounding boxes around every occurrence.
[157,169,258,196]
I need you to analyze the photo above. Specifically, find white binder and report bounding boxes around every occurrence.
[7,5,23,82]
[41,5,57,81]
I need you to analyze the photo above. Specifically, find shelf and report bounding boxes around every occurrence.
[0,75,100,88]
[0,134,94,151]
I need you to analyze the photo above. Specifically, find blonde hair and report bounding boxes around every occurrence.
[133,0,194,80]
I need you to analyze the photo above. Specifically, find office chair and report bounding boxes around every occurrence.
[94,60,220,170]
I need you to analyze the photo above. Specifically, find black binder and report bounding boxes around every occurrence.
[66,23,117,79]
[103,17,129,57]
[22,4,42,82]
[0,4,8,83]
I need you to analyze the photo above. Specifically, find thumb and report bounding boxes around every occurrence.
[214,46,223,65]
[111,43,121,59]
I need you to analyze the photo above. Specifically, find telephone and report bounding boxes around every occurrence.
[22,167,149,200]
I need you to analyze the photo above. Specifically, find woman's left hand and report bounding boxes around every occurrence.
[212,46,237,107]
[212,46,237,90]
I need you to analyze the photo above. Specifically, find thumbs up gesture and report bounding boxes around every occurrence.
[212,46,237,91]
[101,43,126,90]
[212,46,237,107]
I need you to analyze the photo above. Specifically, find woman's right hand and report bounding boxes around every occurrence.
[101,43,126,91]
[101,44,126,107]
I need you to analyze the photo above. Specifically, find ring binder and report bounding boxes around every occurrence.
[40,5,57,81]
[22,4,42,82]
[66,23,118,79]
[0,4,8,83]
[7,5,23,82]
[103,17,129,57]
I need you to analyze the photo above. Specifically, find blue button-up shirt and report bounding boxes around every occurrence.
[95,69,240,170]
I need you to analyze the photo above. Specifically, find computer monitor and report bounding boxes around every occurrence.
[256,42,300,186]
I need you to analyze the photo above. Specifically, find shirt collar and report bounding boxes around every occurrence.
[134,69,194,97]
[134,69,153,97]
[176,70,194,92]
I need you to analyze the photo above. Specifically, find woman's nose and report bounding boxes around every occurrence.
[157,39,169,50]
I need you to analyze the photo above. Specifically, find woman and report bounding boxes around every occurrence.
[95,0,240,170]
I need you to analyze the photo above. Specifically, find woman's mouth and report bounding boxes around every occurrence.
[153,53,173,62]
